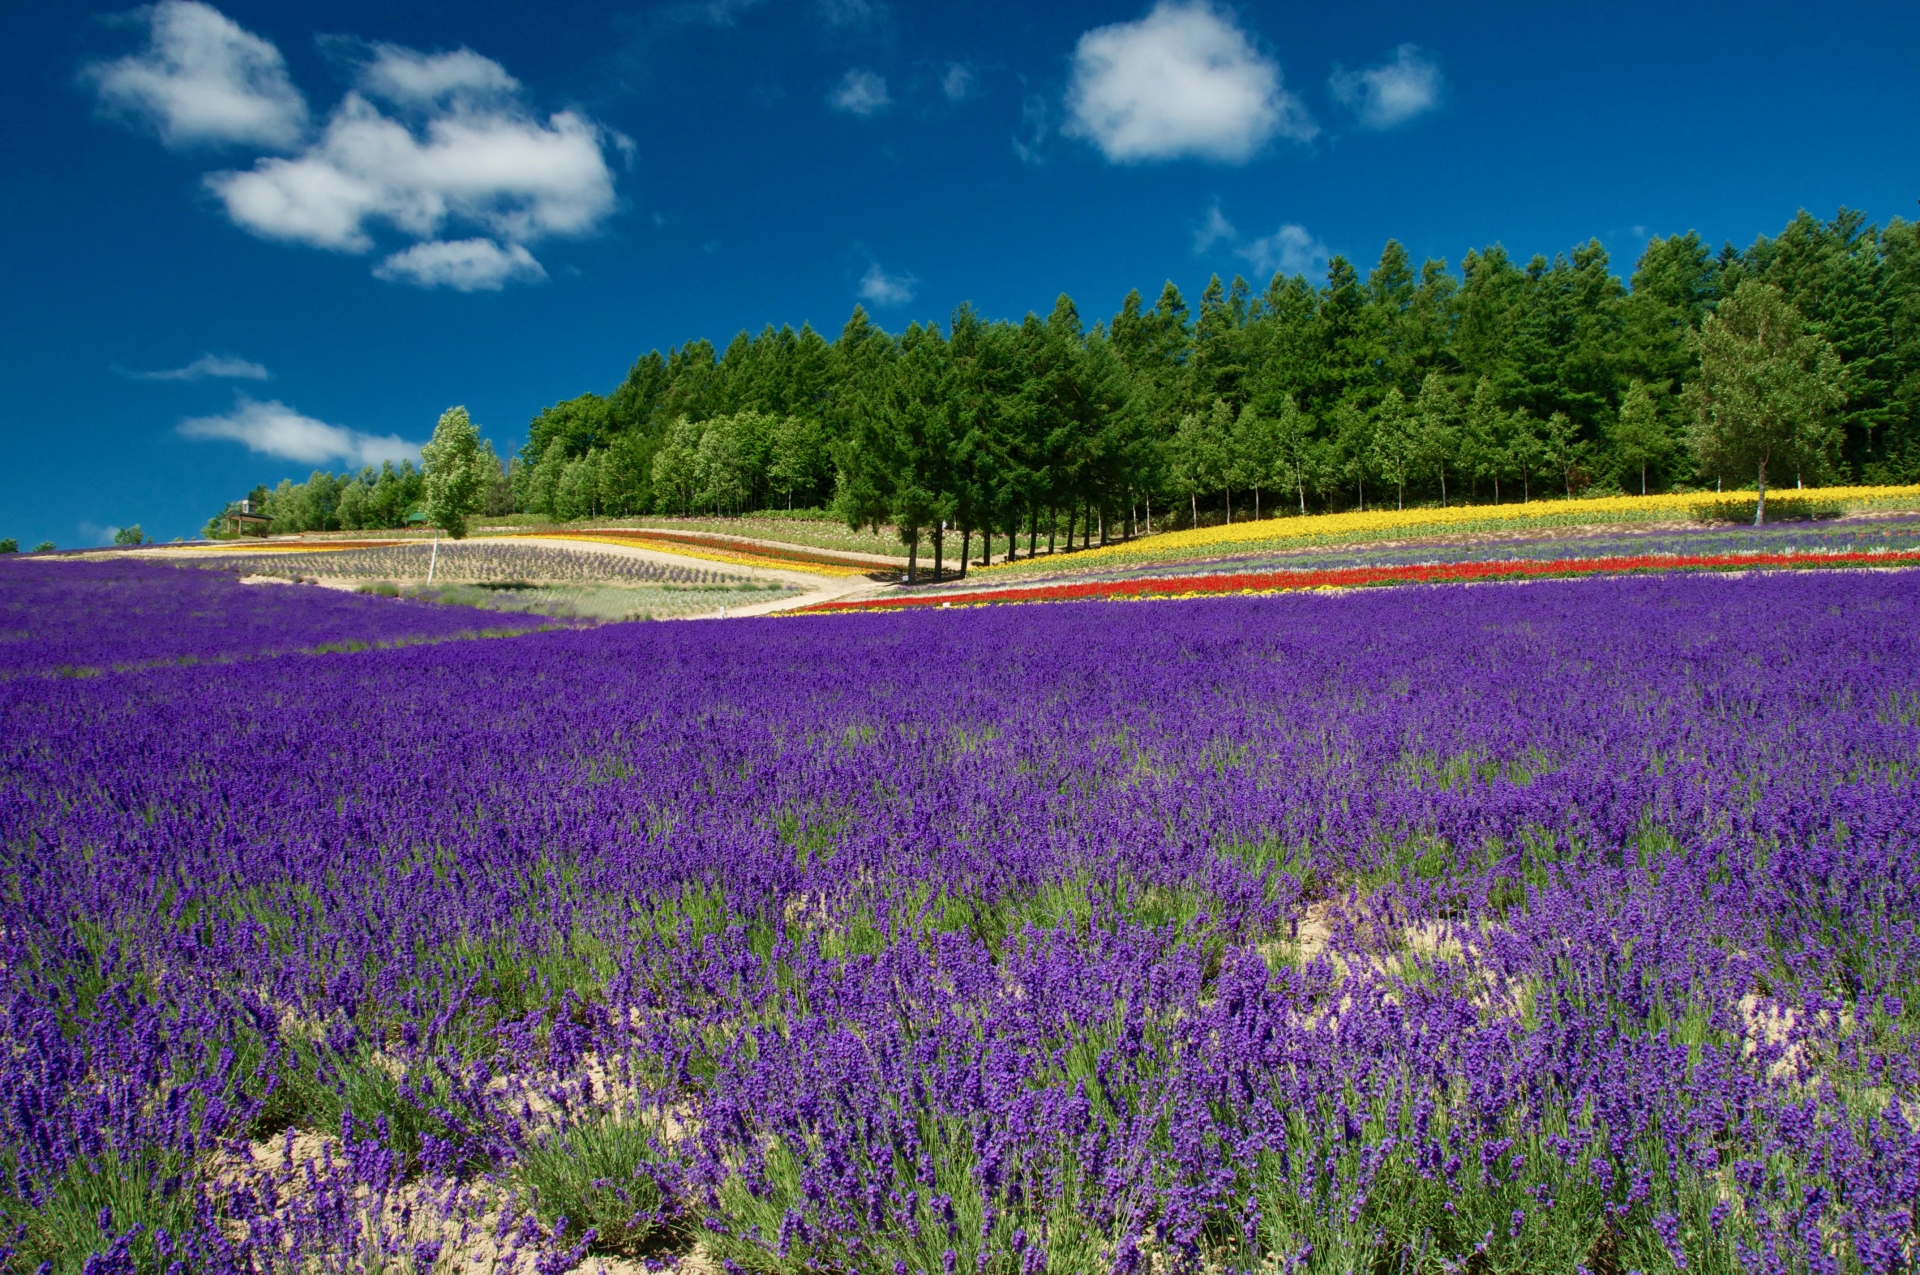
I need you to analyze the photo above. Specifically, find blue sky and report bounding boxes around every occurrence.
[4,0,1917,545]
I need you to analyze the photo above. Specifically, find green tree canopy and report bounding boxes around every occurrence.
[1685,280,1847,522]
[421,406,486,539]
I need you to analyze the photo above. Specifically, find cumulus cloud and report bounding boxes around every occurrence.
[1238,223,1328,279]
[373,238,547,291]
[84,0,307,149]
[1063,1,1313,164]
[89,6,619,292]
[1329,44,1441,129]
[858,261,915,307]
[179,396,417,465]
[353,44,520,108]
[942,64,974,103]
[829,69,890,116]
[133,352,270,381]
[206,87,616,252]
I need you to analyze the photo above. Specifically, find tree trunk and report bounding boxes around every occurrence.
[1145,493,1152,535]
[1191,492,1198,529]
[1047,508,1056,555]
[960,527,970,578]
[1439,465,1448,508]
[1028,507,1038,558]
[932,525,943,582]
[907,535,918,584]
[1255,487,1261,520]
[1298,473,1306,515]
[1755,461,1768,526]
[1493,476,1500,504]
[1640,464,1647,497]
[1225,489,1232,524]
[1397,483,1403,512]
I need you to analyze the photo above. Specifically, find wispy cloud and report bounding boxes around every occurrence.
[820,0,883,28]
[1239,224,1327,279]
[663,0,767,24]
[1329,44,1442,129]
[131,352,270,381]
[828,68,889,116]
[1012,92,1050,165]
[1063,0,1313,164]
[942,63,974,103]
[179,396,417,465]
[373,239,548,291]
[1192,201,1235,253]
[858,261,915,307]
[83,0,308,149]
[1192,201,1327,280]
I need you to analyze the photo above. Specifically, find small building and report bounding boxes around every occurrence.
[226,500,270,537]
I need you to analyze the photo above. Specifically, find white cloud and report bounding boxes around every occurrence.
[1329,44,1441,129]
[858,261,915,307]
[179,396,417,465]
[206,89,617,252]
[942,64,974,103]
[135,352,270,381]
[1063,1,1313,164]
[829,69,890,117]
[1239,223,1327,279]
[1192,201,1235,253]
[84,0,308,149]
[374,238,547,291]
[355,44,520,108]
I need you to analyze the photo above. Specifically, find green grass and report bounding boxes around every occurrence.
[384,579,797,621]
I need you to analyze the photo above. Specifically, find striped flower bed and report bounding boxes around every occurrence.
[533,531,875,577]
[805,547,1920,612]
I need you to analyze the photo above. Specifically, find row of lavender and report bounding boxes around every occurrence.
[2,570,1917,1272]
[0,559,549,676]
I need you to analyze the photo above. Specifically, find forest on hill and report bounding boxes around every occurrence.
[229,207,1920,548]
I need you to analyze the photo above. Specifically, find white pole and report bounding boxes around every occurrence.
[427,527,439,585]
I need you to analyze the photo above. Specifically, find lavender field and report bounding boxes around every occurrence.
[2,566,1918,1275]
[0,559,552,677]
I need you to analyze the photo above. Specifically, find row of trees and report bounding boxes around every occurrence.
[219,207,1919,560]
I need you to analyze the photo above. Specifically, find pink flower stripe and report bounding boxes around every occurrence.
[803,547,1920,612]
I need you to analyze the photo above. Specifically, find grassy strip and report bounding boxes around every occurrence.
[979,486,1920,578]
[804,547,1920,612]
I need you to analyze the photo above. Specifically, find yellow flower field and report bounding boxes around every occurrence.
[982,485,1920,574]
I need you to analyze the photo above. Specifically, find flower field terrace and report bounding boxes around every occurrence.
[2,571,1920,1273]
[976,485,1920,580]
[0,557,554,677]
[832,513,1920,613]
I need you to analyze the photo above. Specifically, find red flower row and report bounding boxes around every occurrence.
[802,549,1920,614]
